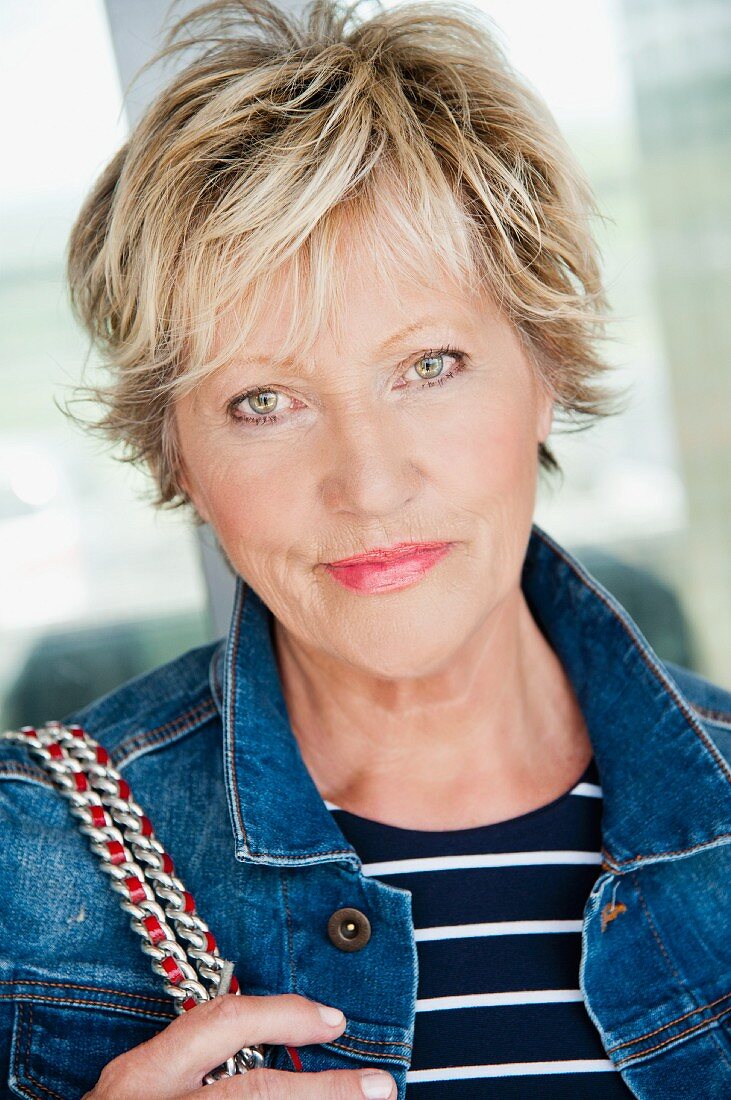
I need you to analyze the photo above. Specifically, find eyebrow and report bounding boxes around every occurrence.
[237,316,453,374]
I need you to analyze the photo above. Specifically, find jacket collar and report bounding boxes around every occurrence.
[211,521,731,871]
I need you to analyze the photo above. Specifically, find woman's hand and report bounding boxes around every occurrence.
[83,992,397,1098]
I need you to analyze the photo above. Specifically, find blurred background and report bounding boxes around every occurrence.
[1,0,730,728]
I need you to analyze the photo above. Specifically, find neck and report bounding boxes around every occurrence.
[271,586,592,828]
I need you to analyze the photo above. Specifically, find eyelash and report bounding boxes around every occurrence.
[227,345,468,428]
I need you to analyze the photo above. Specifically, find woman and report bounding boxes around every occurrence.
[1,0,730,1097]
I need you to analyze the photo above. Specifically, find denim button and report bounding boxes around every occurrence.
[327,906,371,951]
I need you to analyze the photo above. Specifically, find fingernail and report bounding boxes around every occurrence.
[360,1070,395,1098]
[317,1003,345,1026]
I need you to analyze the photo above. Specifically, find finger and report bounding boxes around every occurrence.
[184,1066,398,1099]
[103,994,347,1097]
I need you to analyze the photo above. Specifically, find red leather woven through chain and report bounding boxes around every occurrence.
[3,721,308,1080]
[18,723,244,1007]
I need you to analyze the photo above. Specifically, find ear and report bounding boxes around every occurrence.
[536,390,554,445]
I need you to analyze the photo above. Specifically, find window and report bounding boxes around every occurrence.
[0,0,210,728]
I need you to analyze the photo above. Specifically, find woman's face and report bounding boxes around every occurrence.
[175,240,554,680]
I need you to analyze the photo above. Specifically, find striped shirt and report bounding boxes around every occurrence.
[325,755,633,1096]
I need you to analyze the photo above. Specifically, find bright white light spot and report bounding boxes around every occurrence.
[7,449,60,507]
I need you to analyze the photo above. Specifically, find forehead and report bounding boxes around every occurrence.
[210,239,496,376]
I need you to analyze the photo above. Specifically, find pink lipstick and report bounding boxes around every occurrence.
[323,541,454,594]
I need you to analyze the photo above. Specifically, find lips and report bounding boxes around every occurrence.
[323,541,455,594]
[327,541,452,567]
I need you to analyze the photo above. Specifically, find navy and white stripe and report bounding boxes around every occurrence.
[326,756,633,1096]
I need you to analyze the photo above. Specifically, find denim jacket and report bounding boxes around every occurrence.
[2,521,730,1099]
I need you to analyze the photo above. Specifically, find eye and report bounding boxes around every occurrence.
[228,386,296,427]
[402,345,466,389]
[226,344,468,428]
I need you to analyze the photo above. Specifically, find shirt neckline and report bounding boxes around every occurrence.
[325,756,598,838]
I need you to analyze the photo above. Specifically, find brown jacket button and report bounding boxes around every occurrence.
[327,907,371,952]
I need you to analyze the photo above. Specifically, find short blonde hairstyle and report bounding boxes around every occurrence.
[66,0,627,509]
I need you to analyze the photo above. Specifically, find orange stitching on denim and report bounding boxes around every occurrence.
[0,992,175,1021]
[118,699,212,751]
[329,1038,411,1062]
[606,994,731,1051]
[0,978,171,1006]
[114,698,217,765]
[606,989,731,1054]
[614,1003,731,1066]
[11,1001,45,1100]
[605,834,731,867]
[693,703,731,726]
[24,1003,69,1100]
[10,1002,68,1100]
[11,1003,24,1099]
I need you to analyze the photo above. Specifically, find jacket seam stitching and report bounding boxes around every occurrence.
[605,989,731,1053]
[23,1003,68,1100]
[0,765,54,789]
[0,991,175,1020]
[614,1002,731,1067]
[339,1034,413,1049]
[12,1000,45,1100]
[603,833,731,868]
[279,870,297,991]
[328,1038,411,1063]
[113,698,218,766]
[0,978,171,1006]
[693,703,731,728]
[237,847,360,863]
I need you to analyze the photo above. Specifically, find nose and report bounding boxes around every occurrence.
[319,402,421,517]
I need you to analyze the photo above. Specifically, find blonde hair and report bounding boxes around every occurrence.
[66,0,628,509]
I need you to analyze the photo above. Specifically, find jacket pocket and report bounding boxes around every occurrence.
[265,1013,413,1081]
[7,987,175,1099]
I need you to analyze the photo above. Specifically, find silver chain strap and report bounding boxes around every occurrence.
[1,721,267,1082]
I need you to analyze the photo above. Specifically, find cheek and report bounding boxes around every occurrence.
[203,459,310,559]
[430,384,539,499]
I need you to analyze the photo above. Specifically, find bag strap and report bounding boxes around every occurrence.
[1,720,268,1082]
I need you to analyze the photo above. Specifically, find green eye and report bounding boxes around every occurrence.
[415,354,446,381]
[247,390,278,415]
